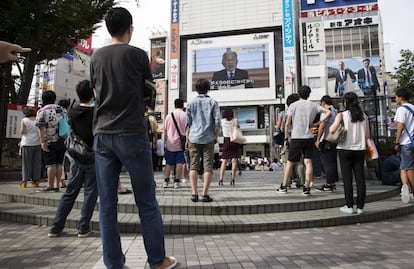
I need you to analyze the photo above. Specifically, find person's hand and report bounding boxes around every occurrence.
[315,140,320,149]
[41,142,49,152]
[0,41,22,63]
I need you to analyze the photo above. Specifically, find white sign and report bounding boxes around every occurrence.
[305,22,324,51]
[7,109,23,139]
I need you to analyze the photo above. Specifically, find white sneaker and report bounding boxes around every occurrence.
[174,182,180,189]
[401,184,410,203]
[340,205,355,214]
[162,182,169,188]
[181,178,186,183]
[356,208,364,214]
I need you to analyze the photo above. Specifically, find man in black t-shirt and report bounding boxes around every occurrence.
[90,7,176,269]
[48,80,98,238]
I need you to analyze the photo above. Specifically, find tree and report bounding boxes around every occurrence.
[0,0,115,105]
[393,49,414,91]
[0,0,115,166]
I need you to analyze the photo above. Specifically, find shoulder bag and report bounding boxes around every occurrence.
[171,112,186,150]
[326,112,347,143]
[58,111,70,139]
[65,131,94,164]
[230,124,246,144]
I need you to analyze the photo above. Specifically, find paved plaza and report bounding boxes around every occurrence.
[0,170,413,268]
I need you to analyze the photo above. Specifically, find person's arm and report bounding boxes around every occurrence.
[329,112,342,134]
[275,115,282,131]
[316,116,326,149]
[20,119,26,135]
[284,115,292,140]
[347,69,356,81]
[395,122,404,151]
[38,127,48,151]
[318,107,332,124]
[365,114,370,140]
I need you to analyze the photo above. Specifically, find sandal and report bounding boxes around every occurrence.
[230,179,235,186]
[191,194,199,202]
[218,179,223,186]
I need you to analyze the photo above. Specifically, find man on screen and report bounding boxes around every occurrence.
[211,48,253,89]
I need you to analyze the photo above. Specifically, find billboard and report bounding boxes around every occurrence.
[187,33,275,103]
[300,0,378,17]
[150,38,166,79]
[236,107,258,130]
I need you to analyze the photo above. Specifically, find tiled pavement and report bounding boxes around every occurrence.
[1,170,414,268]
[1,215,414,269]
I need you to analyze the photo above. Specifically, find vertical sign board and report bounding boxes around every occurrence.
[304,21,324,52]
[170,0,179,90]
[282,0,296,90]
[6,104,26,139]
[150,37,167,79]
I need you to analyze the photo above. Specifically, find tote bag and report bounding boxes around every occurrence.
[326,113,347,143]
[230,126,246,144]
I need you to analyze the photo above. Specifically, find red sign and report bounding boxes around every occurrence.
[301,3,378,17]
[75,37,92,55]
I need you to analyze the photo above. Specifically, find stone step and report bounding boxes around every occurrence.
[1,196,413,234]
[0,182,400,215]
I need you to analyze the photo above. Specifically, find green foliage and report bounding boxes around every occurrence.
[0,0,115,105]
[0,0,115,61]
[393,49,414,91]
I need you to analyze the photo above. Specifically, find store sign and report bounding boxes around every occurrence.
[282,0,294,48]
[301,0,377,11]
[324,16,378,29]
[301,0,378,17]
[75,37,92,55]
[303,22,324,51]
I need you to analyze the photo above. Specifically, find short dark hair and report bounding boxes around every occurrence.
[41,90,56,105]
[76,80,94,103]
[174,98,184,108]
[58,99,70,109]
[298,85,311,99]
[320,95,333,105]
[363,58,370,63]
[286,93,299,107]
[195,79,210,94]
[105,7,132,37]
[395,88,411,101]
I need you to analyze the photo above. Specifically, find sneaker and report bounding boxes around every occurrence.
[316,183,336,192]
[31,182,40,188]
[154,256,177,269]
[356,208,364,214]
[302,187,311,196]
[173,182,180,189]
[19,182,27,189]
[401,184,410,204]
[48,227,62,237]
[162,182,169,188]
[181,178,186,183]
[276,184,288,194]
[340,205,355,214]
[77,227,91,238]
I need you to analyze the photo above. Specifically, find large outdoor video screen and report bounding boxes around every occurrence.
[187,33,275,103]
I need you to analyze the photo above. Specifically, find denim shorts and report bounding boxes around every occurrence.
[164,149,185,165]
[399,144,414,170]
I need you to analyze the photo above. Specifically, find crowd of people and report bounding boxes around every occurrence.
[3,6,413,269]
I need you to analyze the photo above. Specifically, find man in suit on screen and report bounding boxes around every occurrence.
[211,48,253,89]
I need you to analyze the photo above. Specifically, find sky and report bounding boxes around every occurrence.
[92,0,413,72]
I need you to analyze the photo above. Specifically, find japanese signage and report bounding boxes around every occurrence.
[282,0,294,48]
[324,16,378,29]
[300,0,378,17]
[75,37,92,55]
[170,0,179,90]
[303,22,324,51]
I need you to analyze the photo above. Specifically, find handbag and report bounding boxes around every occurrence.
[64,131,94,164]
[58,111,70,139]
[171,112,186,150]
[230,125,246,144]
[326,112,347,143]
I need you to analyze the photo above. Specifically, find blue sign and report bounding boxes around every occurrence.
[282,0,294,48]
[301,0,377,11]
[171,0,179,24]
